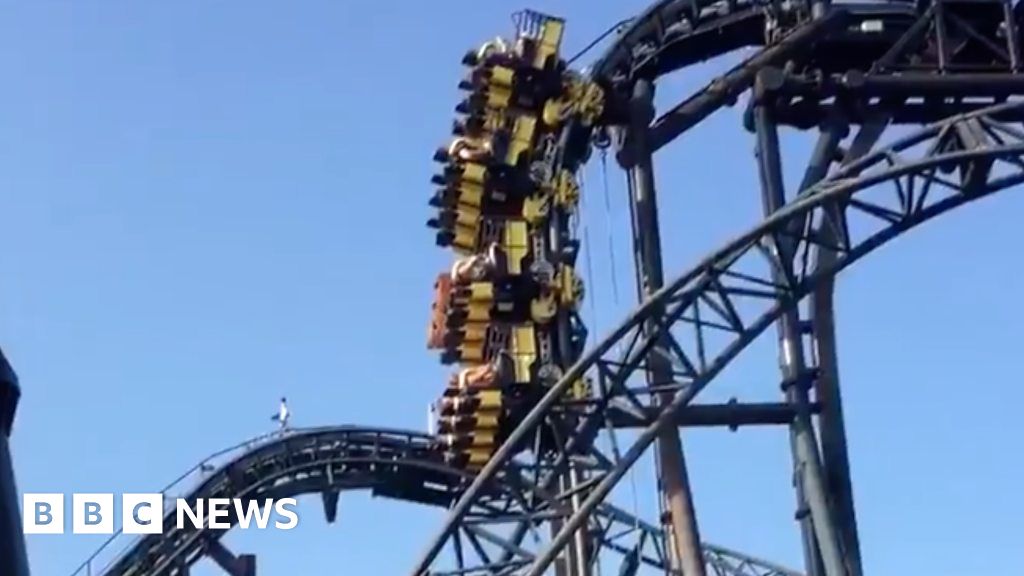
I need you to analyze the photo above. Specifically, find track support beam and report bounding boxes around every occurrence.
[625,78,706,576]
[644,9,847,157]
[608,401,815,429]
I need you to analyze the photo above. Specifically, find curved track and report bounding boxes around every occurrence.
[78,426,799,576]
[411,0,1024,566]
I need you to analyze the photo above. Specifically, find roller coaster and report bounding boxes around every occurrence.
[2,0,1023,575]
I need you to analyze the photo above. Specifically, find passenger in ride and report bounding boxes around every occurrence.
[453,352,512,390]
[448,136,492,162]
[450,243,499,283]
[455,362,500,389]
[476,36,510,60]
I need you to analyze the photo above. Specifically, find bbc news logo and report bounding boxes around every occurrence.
[23,493,299,534]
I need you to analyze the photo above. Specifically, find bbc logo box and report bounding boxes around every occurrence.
[23,493,298,534]
[23,493,164,535]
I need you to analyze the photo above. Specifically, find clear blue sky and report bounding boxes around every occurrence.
[1,1,1022,574]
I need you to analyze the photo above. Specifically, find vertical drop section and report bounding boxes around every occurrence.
[423,11,605,575]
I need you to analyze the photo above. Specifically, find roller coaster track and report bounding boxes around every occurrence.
[5,2,1023,576]
[71,426,799,576]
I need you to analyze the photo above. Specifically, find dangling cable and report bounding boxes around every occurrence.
[577,167,616,576]
[620,145,671,574]
[577,169,600,347]
[598,144,646,564]
[600,147,623,308]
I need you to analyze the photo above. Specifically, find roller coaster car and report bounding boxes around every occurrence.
[461,36,563,76]
[436,112,539,169]
[456,40,603,135]
[431,218,535,267]
[436,320,489,365]
[452,111,512,145]
[436,413,499,434]
[438,430,497,452]
[432,381,504,471]
[431,274,557,349]
[449,361,504,390]
[433,159,533,199]
[428,205,480,237]
[430,317,498,365]
[438,386,502,413]
[436,233,547,287]
[441,449,492,472]
[434,387,559,472]
[427,247,515,349]
[436,145,536,194]
[457,65,564,117]
[429,186,531,224]
[427,273,453,349]
[431,281,571,374]
[432,122,577,218]
[430,169,556,229]
[427,162,543,252]
[428,198,507,255]
[436,322,548,384]
[434,227,478,255]
[443,279,554,324]
[460,14,566,87]
[455,71,603,141]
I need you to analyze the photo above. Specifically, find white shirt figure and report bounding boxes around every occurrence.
[427,402,437,435]
[271,397,290,430]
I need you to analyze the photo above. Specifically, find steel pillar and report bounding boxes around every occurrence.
[803,115,873,576]
[623,78,706,576]
[810,268,862,576]
[753,83,847,576]
[0,348,28,576]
